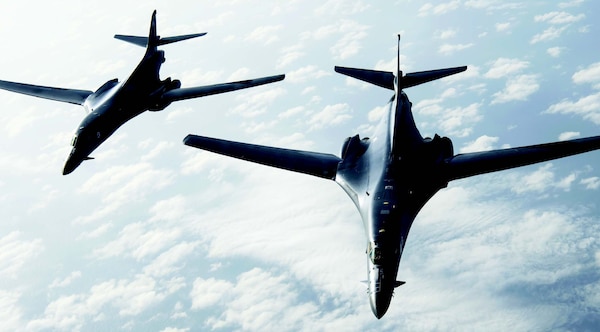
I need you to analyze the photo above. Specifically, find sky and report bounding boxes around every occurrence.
[0,0,599,331]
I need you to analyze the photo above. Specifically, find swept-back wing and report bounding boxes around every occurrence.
[0,80,92,105]
[183,134,341,179]
[443,135,600,181]
[163,75,285,103]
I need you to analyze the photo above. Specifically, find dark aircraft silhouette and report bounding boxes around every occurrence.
[0,11,284,175]
[183,38,600,318]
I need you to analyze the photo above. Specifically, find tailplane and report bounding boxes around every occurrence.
[114,10,206,48]
[335,66,466,90]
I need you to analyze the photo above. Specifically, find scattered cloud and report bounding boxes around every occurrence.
[491,75,539,104]
[558,131,580,141]
[308,103,353,130]
[485,58,530,79]
[547,46,564,57]
[438,43,474,55]
[534,11,585,25]
[460,135,499,153]
[418,1,461,16]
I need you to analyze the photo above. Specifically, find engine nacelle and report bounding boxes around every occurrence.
[341,134,369,160]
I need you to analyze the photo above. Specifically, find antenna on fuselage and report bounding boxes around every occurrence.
[397,34,402,89]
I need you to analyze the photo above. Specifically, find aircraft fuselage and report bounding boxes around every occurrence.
[336,88,453,318]
[63,49,180,175]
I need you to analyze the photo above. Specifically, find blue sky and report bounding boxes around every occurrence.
[0,0,599,331]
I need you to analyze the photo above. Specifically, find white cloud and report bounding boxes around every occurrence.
[534,11,585,25]
[531,26,568,44]
[460,135,499,153]
[435,29,457,39]
[580,177,600,190]
[0,290,23,330]
[418,1,460,16]
[190,277,233,310]
[49,271,82,288]
[511,163,578,193]
[0,232,43,278]
[545,92,600,125]
[558,131,580,141]
[287,65,330,83]
[485,58,529,79]
[230,87,287,117]
[244,25,282,45]
[547,46,564,57]
[572,62,600,88]
[438,43,474,55]
[491,75,539,104]
[308,103,353,130]
[495,22,511,32]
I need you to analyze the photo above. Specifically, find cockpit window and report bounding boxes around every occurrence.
[70,134,78,147]
[369,244,383,265]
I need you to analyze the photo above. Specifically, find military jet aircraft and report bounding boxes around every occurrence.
[0,10,284,175]
[183,38,600,318]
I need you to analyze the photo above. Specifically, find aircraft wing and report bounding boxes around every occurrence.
[0,79,93,105]
[183,134,342,179]
[443,135,600,181]
[162,74,285,103]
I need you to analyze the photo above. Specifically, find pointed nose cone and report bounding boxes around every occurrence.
[369,291,392,319]
[63,153,82,175]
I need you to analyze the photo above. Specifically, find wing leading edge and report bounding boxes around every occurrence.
[183,135,341,179]
[162,74,285,103]
[0,80,93,105]
[443,135,600,181]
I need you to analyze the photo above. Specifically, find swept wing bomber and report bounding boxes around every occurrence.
[184,38,600,318]
[0,10,284,174]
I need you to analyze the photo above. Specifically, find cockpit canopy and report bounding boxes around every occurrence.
[368,242,383,265]
[70,133,78,147]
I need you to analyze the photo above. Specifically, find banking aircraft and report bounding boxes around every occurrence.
[183,38,600,318]
[0,10,284,174]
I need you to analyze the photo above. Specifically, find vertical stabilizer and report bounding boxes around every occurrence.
[147,10,159,51]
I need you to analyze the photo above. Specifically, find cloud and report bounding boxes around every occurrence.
[244,25,282,45]
[75,163,175,224]
[314,0,370,15]
[534,11,585,25]
[580,177,600,190]
[0,232,43,278]
[558,131,580,141]
[230,87,287,117]
[485,58,529,79]
[545,92,600,125]
[572,62,600,88]
[491,75,539,104]
[438,43,474,55]
[531,26,568,44]
[495,22,511,32]
[511,163,578,194]
[460,135,499,153]
[307,103,353,130]
[0,290,23,330]
[190,277,233,310]
[547,46,564,57]
[287,65,330,83]
[49,271,82,288]
[418,1,460,16]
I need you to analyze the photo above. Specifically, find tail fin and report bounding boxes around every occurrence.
[114,10,206,48]
[335,66,467,90]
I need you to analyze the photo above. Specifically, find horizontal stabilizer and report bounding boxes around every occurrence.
[335,66,395,90]
[114,33,206,47]
[0,79,93,105]
[444,135,600,181]
[183,135,342,179]
[401,66,467,89]
[394,281,405,288]
[162,74,285,103]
